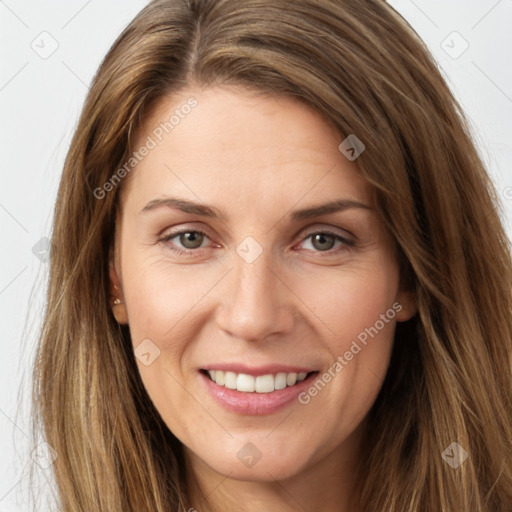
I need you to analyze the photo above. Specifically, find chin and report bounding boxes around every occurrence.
[206,455,308,482]
[188,435,316,482]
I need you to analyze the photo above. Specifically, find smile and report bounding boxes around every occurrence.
[202,369,313,393]
[199,366,319,415]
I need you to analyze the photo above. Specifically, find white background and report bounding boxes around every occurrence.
[1,1,511,510]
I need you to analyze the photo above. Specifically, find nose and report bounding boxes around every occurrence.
[214,248,295,342]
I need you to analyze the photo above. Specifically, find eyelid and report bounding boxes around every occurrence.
[160,224,211,239]
[160,227,215,245]
[298,224,355,242]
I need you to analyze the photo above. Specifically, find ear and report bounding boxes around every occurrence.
[394,288,417,322]
[109,247,129,325]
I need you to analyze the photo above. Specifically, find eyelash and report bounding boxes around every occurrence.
[160,228,355,256]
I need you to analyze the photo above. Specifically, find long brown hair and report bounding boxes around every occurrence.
[32,0,512,510]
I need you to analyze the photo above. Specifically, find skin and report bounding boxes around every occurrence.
[110,85,416,512]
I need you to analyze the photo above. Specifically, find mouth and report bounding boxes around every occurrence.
[200,369,318,393]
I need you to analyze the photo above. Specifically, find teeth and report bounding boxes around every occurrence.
[286,373,297,386]
[205,370,311,393]
[237,373,255,392]
[274,372,287,390]
[224,371,237,390]
[255,374,274,393]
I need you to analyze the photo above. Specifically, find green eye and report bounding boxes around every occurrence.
[161,229,211,254]
[300,231,354,252]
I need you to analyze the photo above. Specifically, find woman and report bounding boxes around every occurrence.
[32,0,512,510]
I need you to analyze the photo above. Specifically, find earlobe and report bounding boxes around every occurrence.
[109,250,129,325]
[394,290,417,322]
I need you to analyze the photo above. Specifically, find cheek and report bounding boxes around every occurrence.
[120,257,217,440]
[292,264,399,416]
[122,254,219,345]
[292,262,400,347]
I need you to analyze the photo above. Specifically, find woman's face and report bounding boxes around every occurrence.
[111,86,415,482]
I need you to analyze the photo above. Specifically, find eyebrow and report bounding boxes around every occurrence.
[139,196,372,221]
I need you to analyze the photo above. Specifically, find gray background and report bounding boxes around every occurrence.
[1,0,511,510]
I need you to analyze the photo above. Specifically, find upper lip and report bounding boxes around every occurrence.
[200,364,316,377]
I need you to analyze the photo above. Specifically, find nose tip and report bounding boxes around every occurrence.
[214,254,295,342]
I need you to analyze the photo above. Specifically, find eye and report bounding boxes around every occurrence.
[159,227,354,256]
[160,229,214,254]
[298,230,354,252]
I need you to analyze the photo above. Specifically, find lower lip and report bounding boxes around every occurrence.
[199,371,317,415]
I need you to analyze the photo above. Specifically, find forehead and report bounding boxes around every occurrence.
[121,86,372,211]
